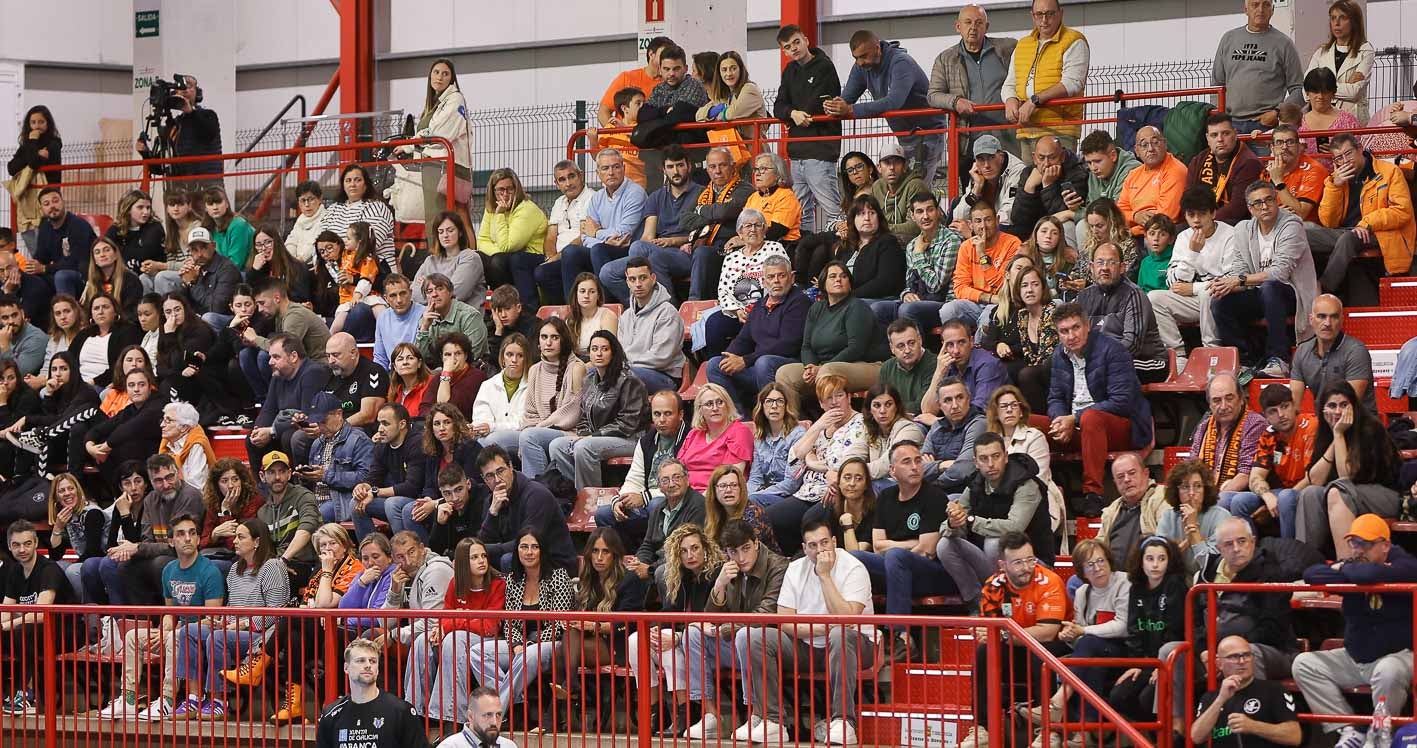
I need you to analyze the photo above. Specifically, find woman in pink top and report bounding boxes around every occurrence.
[676,383,753,492]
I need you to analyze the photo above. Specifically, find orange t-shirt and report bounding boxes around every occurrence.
[953,232,1023,302]
[980,564,1068,627]
[1253,412,1318,488]
[1277,156,1329,215]
[335,253,380,305]
[746,186,803,242]
[600,67,659,118]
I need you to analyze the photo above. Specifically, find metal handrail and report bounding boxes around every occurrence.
[233,93,307,166]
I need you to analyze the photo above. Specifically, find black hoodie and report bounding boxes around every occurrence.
[1124,573,1188,658]
[774,47,843,163]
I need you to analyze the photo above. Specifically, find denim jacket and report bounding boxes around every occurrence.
[748,424,807,496]
[310,423,375,522]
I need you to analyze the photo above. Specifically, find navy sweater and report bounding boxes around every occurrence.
[1304,544,1417,663]
[725,286,811,365]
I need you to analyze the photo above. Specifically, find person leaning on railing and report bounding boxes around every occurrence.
[1003,0,1090,160]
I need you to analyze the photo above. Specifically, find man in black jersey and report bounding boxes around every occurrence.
[1190,634,1302,748]
[318,638,431,748]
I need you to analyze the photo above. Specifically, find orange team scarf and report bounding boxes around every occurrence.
[1198,406,1247,485]
[1197,151,1239,210]
[696,171,743,243]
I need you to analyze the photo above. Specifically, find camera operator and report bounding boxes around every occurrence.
[135,75,223,189]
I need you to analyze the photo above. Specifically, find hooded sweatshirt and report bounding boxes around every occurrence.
[1084,149,1141,220]
[841,41,947,136]
[774,46,843,163]
[383,551,456,645]
[619,283,685,377]
[953,452,1054,565]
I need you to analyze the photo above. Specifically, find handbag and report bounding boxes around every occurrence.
[432,110,474,205]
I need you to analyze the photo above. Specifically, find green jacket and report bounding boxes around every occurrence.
[414,299,489,363]
[871,173,931,244]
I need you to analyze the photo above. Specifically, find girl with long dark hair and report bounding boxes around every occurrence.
[546,330,647,491]
[246,223,312,302]
[518,317,587,481]
[1298,381,1403,556]
[200,186,255,270]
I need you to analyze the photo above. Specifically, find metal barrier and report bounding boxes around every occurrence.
[565,85,1226,203]
[0,604,1160,748]
[1184,582,1417,748]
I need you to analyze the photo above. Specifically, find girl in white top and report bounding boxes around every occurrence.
[472,332,530,457]
[1305,1,1375,120]
[411,58,473,227]
[566,273,618,358]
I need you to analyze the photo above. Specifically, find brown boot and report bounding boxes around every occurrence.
[269,684,304,724]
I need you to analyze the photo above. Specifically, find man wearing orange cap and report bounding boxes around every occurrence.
[1293,514,1417,748]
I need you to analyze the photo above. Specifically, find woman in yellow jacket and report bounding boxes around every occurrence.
[477,167,549,309]
[1313,132,1415,305]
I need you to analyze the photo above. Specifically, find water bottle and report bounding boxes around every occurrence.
[1373,695,1393,748]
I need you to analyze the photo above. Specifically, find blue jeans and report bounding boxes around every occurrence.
[873,299,948,331]
[644,242,720,302]
[593,496,659,541]
[239,347,272,399]
[1212,281,1297,365]
[202,312,235,329]
[518,426,568,480]
[938,298,985,329]
[631,367,679,395]
[343,303,377,343]
[791,158,842,233]
[1224,488,1300,538]
[850,548,957,620]
[52,269,82,298]
[534,259,566,306]
[559,242,596,300]
[365,495,416,536]
[1231,118,1272,157]
[681,625,739,700]
[178,622,263,696]
[80,556,125,605]
[706,353,792,415]
[899,132,946,188]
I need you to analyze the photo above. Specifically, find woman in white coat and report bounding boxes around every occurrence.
[1305,0,1375,120]
[471,332,530,457]
[414,58,474,228]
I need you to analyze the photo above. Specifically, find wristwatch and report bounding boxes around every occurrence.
[1275,181,1288,191]
[1030,94,1043,107]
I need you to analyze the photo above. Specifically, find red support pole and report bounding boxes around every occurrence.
[780,0,818,67]
[338,0,376,145]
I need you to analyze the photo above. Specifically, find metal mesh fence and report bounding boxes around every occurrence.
[4,49,1412,231]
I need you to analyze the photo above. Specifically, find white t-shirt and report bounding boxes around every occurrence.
[548,188,598,252]
[777,548,875,648]
[78,333,111,385]
[1168,222,1235,295]
[1256,222,1278,267]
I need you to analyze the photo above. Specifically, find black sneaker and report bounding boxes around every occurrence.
[891,634,920,663]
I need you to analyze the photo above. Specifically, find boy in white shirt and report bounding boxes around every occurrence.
[1147,185,1236,372]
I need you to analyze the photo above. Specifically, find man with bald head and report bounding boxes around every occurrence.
[1191,634,1301,748]
[1116,126,1187,238]
[323,331,388,434]
[1097,452,1167,572]
[929,5,1019,181]
[1009,134,1087,241]
[1289,294,1377,415]
[1190,372,1268,501]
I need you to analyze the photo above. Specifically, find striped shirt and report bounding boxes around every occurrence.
[224,557,291,632]
[321,200,396,269]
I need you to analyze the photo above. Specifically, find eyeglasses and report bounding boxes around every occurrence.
[1006,556,1038,569]
[1220,652,1254,663]
[997,401,1022,411]
[1271,138,1300,149]
[479,465,511,484]
[844,164,870,175]
[1093,259,1121,267]
[752,166,775,173]
[254,238,276,248]
[700,399,727,410]
[1247,196,1278,208]
[1031,10,1059,19]
[763,397,787,406]
[657,473,687,485]
[1082,558,1108,570]
[739,222,766,231]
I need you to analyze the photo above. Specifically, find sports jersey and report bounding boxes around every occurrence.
[326,357,390,420]
[980,563,1067,627]
[1277,155,1329,210]
[1252,413,1318,488]
[1196,678,1298,748]
[317,691,431,748]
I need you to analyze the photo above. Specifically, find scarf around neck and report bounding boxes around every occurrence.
[1199,406,1246,485]
[697,173,743,242]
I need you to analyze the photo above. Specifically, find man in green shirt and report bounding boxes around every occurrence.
[877,319,937,415]
[413,272,488,362]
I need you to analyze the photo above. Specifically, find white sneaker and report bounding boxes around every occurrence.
[960,726,989,748]
[827,719,858,745]
[1030,732,1062,748]
[732,715,762,742]
[749,717,791,745]
[136,698,172,721]
[97,696,140,719]
[685,712,719,740]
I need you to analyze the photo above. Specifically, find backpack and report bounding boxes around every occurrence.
[1162,101,1215,166]
[1115,105,1169,152]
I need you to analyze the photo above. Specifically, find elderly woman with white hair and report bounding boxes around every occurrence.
[744,152,802,244]
[697,204,792,356]
[158,400,215,492]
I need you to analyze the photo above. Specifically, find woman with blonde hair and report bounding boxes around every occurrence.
[677,383,753,492]
[771,373,868,555]
[976,253,1035,345]
[627,523,725,737]
[476,168,548,308]
[43,472,110,601]
[105,189,165,292]
[703,464,778,552]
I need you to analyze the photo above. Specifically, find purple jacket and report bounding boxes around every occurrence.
[1047,331,1153,449]
[338,565,396,630]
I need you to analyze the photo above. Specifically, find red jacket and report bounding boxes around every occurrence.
[440,577,507,637]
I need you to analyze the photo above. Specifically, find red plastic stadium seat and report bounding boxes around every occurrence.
[536,305,570,320]
[678,300,717,342]
[571,488,617,533]
[77,213,113,237]
[1144,347,1238,394]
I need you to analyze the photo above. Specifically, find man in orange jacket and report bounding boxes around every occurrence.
[1307,133,1415,307]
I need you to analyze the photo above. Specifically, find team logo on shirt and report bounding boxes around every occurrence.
[906,513,921,531]
[373,718,384,728]
[1243,698,1261,715]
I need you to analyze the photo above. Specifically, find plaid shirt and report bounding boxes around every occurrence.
[648,77,709,110]
[903,225,964,300]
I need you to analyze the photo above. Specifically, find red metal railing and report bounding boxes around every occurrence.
[1184,582,1417,748]
[565,85,1226,202]
[0,603,1158,748]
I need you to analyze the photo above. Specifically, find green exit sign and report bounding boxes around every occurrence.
[135,10,160,38]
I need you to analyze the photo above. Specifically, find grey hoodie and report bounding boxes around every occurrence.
[619,283,686,377]
[1223,209,1318,343]
[382,551,455,645]
[1080,148,1141,222]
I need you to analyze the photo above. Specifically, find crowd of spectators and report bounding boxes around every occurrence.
[2,0,1417,745]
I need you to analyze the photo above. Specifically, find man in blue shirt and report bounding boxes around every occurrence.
[920,319,1008,420]
[599,145,702,305]
[371,274,425,371]
[96,514,225,720]
[33,187,94,299]
[551,148,646,301]
[826,31,947,187]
